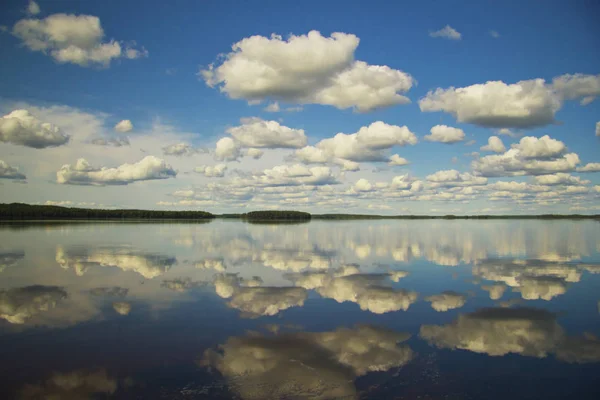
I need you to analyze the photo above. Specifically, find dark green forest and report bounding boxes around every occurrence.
[1,203,598,221]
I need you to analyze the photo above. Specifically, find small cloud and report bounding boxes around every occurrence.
[114,119,133,133]
[165,68,177,75]
[489,30,500,38]
[264,102,280,112]
[429,25,462,40]
[27,1,41,16]
[465,139,476,146]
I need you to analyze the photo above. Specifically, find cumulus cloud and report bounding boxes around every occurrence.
[0,109,69,148]
[480,136,506,153]
[424,125,465,143]
[253,164,338,187]
[162,142,197,156]
[426,169,487,188]
[195,164,227,177]
[425,291,467,311]
[200,30,414,112]
[0,160,27,180]
[227,118,307,148]
[246,148,264,159]
[533,173,589,186]
[472,135,580,177]
[215,137,241,161]
[27,1,40,16]
[201,325,413,399]
[577,163,600,172]
[429,25,462,40]
[481,284,506,300]
[388,154,410,166]
[0,285,67,324]
[551,73,600,105]
[56,247,176,279]
[419,79,560,128]
[195,258,227,272]
[161,278,203,292]
[12,13,147,67]
[56,156,176,185]
[114,119,133,133]
[296,121,417,166]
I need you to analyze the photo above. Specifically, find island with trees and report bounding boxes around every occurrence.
[0,203,598,221]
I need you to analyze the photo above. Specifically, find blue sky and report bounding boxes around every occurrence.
[0,0,599,214]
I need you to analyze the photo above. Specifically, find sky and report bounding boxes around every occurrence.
[0,0,599,214]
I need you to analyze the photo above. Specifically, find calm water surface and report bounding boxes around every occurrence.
[1,220,599,399]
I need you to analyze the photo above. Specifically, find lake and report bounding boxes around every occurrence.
[1,220,599,399]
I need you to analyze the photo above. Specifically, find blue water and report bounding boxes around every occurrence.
[0,220,599,399]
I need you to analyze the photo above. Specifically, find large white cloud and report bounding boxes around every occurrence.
[201,325,413,399]
[419,79,560,128]
[201,30,414,112]
[227,118,307,148]
[424,125,465,143]
[0,109,69,148]
[472,135,581,177]
[296,121,417,165]
[0,160,26,180]
[56,156,176,185]
[12,13,147,67]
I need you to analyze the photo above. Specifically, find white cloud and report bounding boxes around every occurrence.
[195,164,227,177]
[511,135,565,159]
[424,125,465,143]
[56,156,176,185]
[472,135,580,177]
[255,164,338,187]
[482,284,506,300]
[0,109,69,148]
[12,13,147,67]
[263,102,280,112]
[246,148,264,159]
[425,291,467,311]
[227,118,306,148]
[497,128,516,137]
[429,25,462,40]
[353,178,373,192]
[162,142,197,156]
[297,121,417,165]
[533,173,589,186]
[114,119,133,133]
[577,163,600,172]
[426,169,487,188]
[200,30,414,112]
[419,79,560,128]
[0,159,26,180]
[490,30,500,38]
[27,1,40,16]
[215,137,240,161]
[551,73,600,105]
[388,154,410,166]
[480,136,506,153]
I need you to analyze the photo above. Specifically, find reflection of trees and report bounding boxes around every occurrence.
[0,285,67,324]
[201,325,413,399]
[56,246,176,279]
[420,307,600,363]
